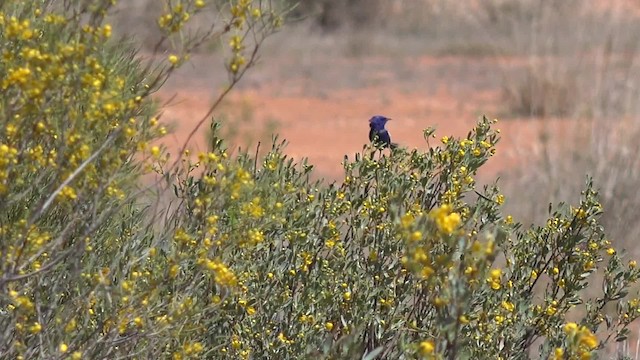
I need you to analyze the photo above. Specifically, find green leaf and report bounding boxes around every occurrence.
[362,347,384,360]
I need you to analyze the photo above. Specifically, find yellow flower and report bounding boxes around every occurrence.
[168,54,179,65]
[231,335,242,349]
[59,343,68,353]
[563,322,598,352]
[150,146,160,158]
[29,322,42,334]
[58,186,77,200]
[401,213,414,228]
[277,332,287,343]
[102,24,112,38]
[487,268,502,290]
[578,329,598,350]
[553,347,564,360]
[546,305,557,316]
[242,197,264,218]
[229,35,243,51]
[325,322,334,331]
[490,268,502,279]
[430,204,461,234]
[418,340,435,355]
[563,322,578,334]
[501,301,515,312]
[606,248,615,255]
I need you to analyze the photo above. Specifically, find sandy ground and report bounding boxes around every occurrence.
[155,50,577,183]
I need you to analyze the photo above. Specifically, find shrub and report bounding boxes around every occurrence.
[0,0,282,358]
[1,1,639,360]
[165,118,640,359]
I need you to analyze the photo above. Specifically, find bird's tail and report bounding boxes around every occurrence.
[390,143,399,150]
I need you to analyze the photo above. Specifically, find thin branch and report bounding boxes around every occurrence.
[29,129,122,225]
[169,33,266,172]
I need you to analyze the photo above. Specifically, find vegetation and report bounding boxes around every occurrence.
[1,0,639,359]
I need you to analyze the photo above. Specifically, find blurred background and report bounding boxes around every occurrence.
[113,0,640,254]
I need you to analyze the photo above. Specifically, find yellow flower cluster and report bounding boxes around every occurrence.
[429,204,461,235]
[157,1,202,34]
[418,339,435,357]
[486,268,502,290]
[553,322,598,359]
[205,260,238,287]
[0,144,18,193]
[241,197,264,218]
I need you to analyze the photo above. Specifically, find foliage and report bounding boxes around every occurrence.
[1,1,639,360]
[0,0,282,358]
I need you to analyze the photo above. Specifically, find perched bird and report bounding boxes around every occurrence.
[368,115,397,149]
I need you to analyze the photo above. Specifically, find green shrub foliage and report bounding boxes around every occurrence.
[1,1,639,359]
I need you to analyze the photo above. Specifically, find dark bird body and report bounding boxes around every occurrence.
[369,115,397,149]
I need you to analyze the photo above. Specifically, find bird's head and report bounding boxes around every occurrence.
[369,115,391,130]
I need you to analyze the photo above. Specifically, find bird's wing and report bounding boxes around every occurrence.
[369,128,376,142]
[369,128,392,146]
[377,129,391,145]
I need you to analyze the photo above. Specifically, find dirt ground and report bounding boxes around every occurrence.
[154,33,576,183]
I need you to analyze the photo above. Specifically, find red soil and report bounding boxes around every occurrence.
[156,53,577,182]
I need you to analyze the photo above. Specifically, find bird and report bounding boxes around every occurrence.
[368,115,397,149]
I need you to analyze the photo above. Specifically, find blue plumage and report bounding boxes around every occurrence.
[368,115,397,149]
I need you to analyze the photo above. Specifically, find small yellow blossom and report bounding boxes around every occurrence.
[552,348,564,360]
[231,335,242,349]
[29,322,42,334]
[487,268,502,290]
[430,204,461,234]
[502,301,515,312]
[418,340,435,355]
[102,24,112,38]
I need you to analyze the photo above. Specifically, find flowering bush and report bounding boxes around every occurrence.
[1,1,639,359]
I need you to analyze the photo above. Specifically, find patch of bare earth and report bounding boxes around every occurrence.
[156,51,578,183]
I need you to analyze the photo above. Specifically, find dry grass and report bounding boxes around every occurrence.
[479,1,640,260]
